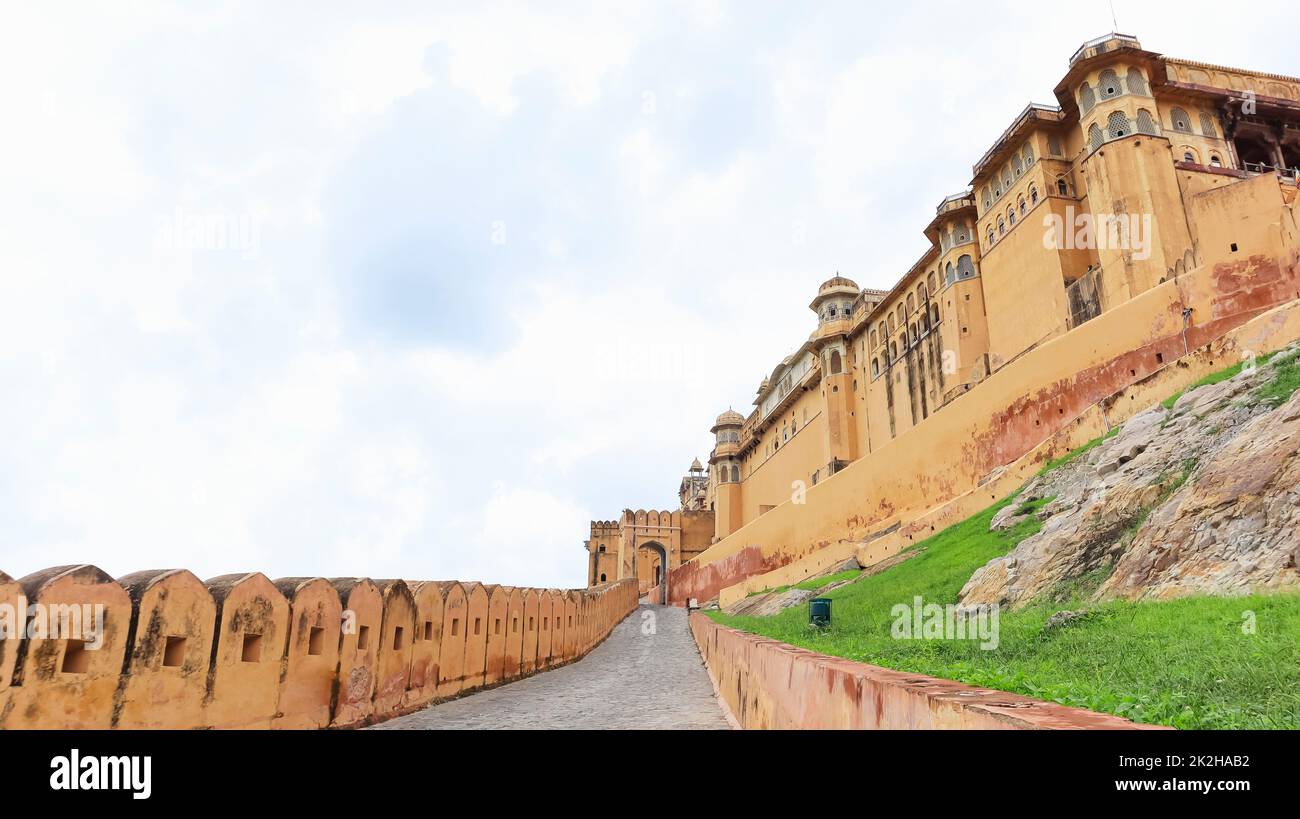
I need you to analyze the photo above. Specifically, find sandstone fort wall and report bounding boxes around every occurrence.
[0,567,636,729]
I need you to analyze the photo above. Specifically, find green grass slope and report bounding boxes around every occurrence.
[708,358,1300,729]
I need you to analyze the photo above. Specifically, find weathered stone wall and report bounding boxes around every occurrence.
[689,613,1166,730]
[0,567,637,729]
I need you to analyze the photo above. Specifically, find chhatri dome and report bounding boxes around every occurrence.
[711,409,745,432]
[810,273,861,318]
[817,274,859,294]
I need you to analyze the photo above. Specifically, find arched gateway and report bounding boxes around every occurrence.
[637,541,669,604]
[583,486,715,603]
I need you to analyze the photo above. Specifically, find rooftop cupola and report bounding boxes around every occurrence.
[809,274,860,323]
[710,409,745,434]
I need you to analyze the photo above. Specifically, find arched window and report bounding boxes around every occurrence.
[890,342,897,360]
[982,186,991,209]
[1004,168,1014,190]
[600,573,606,583]
[869,329,877,349]
[1088,123,1104,152]
[1210,154,1223,168]
[928,272,937,292]
[1057,177,1069,196]
[1199,112,1217,138]
[1030,185,1039,205]
[957,254,975,279]
[997,216,1005,236]
[1079,82,1096,113]
[946,261,956,283]
[871,358,879,377]
[731,466,739,483]
[599,544,606,552]
[1013,154,1024,176]
[1170,107,1192,133]
[1018,196,1026,217]
[1136,109,1158,135]
[830,350,843,374]
[1023,143,1034,166]
[909,323,917,343]
[1048,135,1063,156]
[1107,110,1131,140]
[1098,69,1122,99]
[906,293,915,313]
[1183,149,1198,163]
[931,304,940,324]
[896,305,905,326]
[1126,70,1149,96]
[986,226,995,247]
[887,314,896,333]
[1007,206,1015,227]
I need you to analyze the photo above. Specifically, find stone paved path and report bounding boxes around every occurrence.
[372,604,730,730]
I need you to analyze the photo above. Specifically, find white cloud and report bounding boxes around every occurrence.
[1,1,1295,594]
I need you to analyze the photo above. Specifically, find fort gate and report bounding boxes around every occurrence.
[584,502,714,602]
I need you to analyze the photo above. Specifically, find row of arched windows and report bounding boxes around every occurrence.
[1087,107,1158,152]
[819,300,854,323]
[938,221,974,252]
[1078,68,1149,114]
[1168,107,1219,138]
[871,280,935,351]
[1179,146,1224,167]
[869,301,941,379]
[981,142,1036,211]
[986,173,1063,249]
[1085,106,1220,156]
[945,254,977,285]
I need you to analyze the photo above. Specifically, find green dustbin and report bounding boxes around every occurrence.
[809,597,832,628]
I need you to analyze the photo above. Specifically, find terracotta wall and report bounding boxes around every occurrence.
[689,613,1165,730]
[0,567,637,730]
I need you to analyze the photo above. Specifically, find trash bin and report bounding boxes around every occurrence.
[809,597,832,628]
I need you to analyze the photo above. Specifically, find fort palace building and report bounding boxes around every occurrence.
[584,34,1300,601]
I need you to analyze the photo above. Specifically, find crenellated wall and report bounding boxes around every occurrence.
[0,566,637,730]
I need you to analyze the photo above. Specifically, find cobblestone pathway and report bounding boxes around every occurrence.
[372,604,730,730]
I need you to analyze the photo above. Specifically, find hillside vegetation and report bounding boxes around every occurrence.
[708,348,1300,729]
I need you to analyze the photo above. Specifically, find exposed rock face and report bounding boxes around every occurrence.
[725,587,817,617]
[961,347,1300,608]
[722,564,867,616]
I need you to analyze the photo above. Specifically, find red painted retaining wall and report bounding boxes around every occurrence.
[690,613,1167,730]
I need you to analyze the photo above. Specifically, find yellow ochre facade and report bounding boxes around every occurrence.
[584,34,1300,604]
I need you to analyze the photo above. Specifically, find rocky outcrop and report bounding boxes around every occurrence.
[961,346,1300,608]
[725,587,817,617]
[722,561,867,617]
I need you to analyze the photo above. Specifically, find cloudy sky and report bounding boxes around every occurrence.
[1,1,1295,587]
